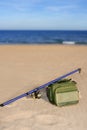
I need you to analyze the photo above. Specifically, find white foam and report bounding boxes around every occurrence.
[63,41,75,45]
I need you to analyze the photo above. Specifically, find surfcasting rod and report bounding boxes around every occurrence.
[0,68,81,107]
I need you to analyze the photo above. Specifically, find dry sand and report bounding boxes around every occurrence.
[0,45,87,130]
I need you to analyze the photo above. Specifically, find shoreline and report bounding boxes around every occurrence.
[0,43,87,45]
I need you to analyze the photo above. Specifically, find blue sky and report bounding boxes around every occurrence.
[0,0,87,30]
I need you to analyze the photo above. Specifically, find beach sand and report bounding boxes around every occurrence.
[0,45,87,130]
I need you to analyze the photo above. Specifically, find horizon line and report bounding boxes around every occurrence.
[0,29,87,31]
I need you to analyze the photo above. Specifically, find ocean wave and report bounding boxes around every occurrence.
[62,41,75,45]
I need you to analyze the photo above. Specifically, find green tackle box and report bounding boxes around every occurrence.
[46,79,79,107]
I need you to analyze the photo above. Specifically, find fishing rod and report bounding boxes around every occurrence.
[0,68,81,107]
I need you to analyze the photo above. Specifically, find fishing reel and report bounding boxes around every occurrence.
[30,91,42,99]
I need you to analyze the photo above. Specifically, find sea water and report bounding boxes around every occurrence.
[0,30,87,45]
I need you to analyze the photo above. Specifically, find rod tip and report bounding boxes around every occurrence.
[78,68,81,73]
[0,104,4,107]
